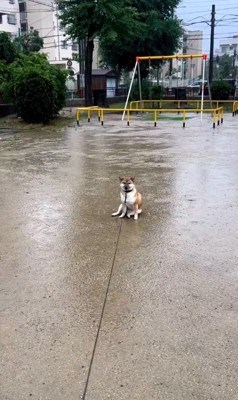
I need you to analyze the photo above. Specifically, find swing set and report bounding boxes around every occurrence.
[122,53,208,121]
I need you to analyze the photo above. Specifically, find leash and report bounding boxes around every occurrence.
[123,188,133,203]
[81,219,123,400]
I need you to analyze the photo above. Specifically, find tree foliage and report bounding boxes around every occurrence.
[211,80,231,100]
[100,0,183,73]
[15,69,55,123]
[2,54,67,122]
[57,0,182,105]
[0,32,18,64]
[213,54,233,80]
[57,0,141,105]
[15,29,44,54]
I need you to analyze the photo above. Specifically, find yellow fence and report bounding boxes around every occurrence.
[130,99,237,115]
[76,106,224,129]
[233,101,238,116]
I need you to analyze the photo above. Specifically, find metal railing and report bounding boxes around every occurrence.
[76,106,224,129]
[130,99,237,115]
[233,101,238,116]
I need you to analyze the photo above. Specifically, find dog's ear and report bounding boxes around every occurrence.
[119,176,123,181]
[130,176,135,182]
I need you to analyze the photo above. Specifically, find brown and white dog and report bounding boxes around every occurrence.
[112,177,143,220]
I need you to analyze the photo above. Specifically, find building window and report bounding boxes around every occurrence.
[9,0,15,4]
[0,15,3,24]
[20,12,27,23]
[72,42,78,51]
[21,22,27,33]
[7,14,17,25]
[19,2,26,12]
[61,40,68,49]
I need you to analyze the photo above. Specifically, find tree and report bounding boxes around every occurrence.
[100,0,183,74]
[213,54,233,80]
[15,28,44,54]
[56,0,143,106]
[0,32,18,64]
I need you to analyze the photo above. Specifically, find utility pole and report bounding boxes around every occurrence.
[209,4,215,85]
[233,48,237,79]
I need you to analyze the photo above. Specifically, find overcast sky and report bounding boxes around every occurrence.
[176,0,238,53]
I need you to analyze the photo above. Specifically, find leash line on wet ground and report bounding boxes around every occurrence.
[81,219,123,400]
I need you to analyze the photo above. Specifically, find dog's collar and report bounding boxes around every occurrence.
[122,188,133,193]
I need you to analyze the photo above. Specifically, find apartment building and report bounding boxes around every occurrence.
[0,0,20,38]
[18,0,79,72]
[160,30,203,83]
[219,36,238,57]
[182,30,203,80]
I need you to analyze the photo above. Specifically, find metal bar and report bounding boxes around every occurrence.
[122,60,138,121]
[138,61,143,111]
[201,56,206,121]
[137,54,206,61]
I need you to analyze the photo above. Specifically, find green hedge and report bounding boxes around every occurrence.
[1,54,67,123]
[15,69,55,123]
[130,80,164,101]
[211,80,231,100]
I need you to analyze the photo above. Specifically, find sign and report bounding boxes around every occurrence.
[67,59,72,67]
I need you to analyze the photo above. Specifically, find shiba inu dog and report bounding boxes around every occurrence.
[112,177,143,220]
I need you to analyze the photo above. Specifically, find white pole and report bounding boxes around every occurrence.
[138,61,142,109]
[122,60,138,121]
[201,56,206,121]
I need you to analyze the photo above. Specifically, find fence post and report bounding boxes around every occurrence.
[154,110,157,127]
[127,109,130,126]
[213,110,216,128]
[183,110,186,128]
[76,109,80,126]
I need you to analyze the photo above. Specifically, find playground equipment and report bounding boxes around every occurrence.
[130,99,236,115]
[122,54,207,121]
[76,105,224,129]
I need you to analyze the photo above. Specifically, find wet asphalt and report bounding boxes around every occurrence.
[1,112,238,400]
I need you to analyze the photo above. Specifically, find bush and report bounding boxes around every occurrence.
[1,53,67,123]
[151,84,164,100]
[50,66,67,114]
[15,69,55,123]
[130,80,164,101]
[211,80,231,100]
[130,80,151,101]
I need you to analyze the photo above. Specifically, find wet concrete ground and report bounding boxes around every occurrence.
[1,113,238,399]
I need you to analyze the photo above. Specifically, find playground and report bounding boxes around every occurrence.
[76,53,238,130]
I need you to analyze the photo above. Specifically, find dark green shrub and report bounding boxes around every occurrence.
[49,66,67,114]
[130,80,151,101]
[1,54,67,122]
[211,80,231,100]
[15,69,55,123]
[130,80,164,101]
[151,84,164,100]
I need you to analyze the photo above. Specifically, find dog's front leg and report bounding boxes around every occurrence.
[112,204,123,216]
[119,204,127,218]
[126,209,134,219]
[133,204,139,220]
